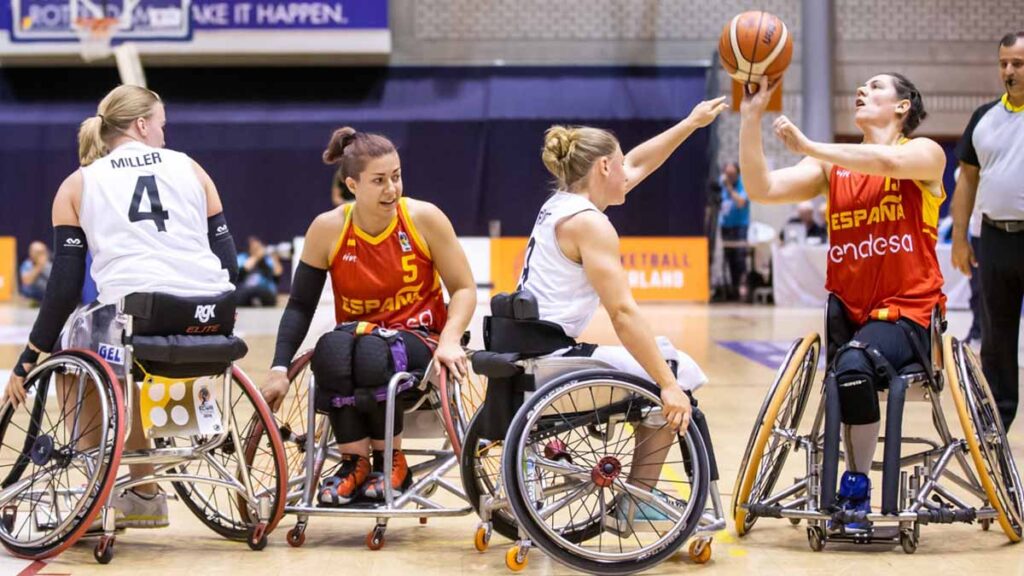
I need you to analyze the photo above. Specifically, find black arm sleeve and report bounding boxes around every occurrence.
[28,226,88,352]
[271,261,328,368]
[207,212,238,284]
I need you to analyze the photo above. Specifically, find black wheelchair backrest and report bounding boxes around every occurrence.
[123,291,236,337]
[484,290,575,355]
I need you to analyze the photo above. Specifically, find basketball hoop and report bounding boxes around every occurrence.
[74,17,119,62]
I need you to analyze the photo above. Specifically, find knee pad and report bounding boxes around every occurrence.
[311,330,356,411]
[353,334,400,389]
[832,345,881,425]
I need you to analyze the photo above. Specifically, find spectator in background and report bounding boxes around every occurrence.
[18,241,51,305]
[781,201,828,244]
[331,166,356,207]
[718,161,749,301]
[236,236,282,307]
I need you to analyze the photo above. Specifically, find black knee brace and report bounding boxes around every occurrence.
[832,343,881,425]
[311,329,356,413]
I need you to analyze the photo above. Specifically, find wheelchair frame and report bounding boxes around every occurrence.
[279,352,475,550]
[733,331,1022,554]
[468,355,726,573]
[0,300,288,563]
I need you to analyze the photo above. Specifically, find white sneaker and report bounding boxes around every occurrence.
[113,489,169,528]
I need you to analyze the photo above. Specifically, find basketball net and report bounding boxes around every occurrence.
[74,17,118,62]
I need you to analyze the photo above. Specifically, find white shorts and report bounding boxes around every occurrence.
[555,336,708,392]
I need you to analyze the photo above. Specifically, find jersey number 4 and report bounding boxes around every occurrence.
[129,175,170,232]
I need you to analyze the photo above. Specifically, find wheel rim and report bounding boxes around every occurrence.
[955,341,1024,536]
[0,353,123,556]
[733,334,820,533]
[511,378,705,563]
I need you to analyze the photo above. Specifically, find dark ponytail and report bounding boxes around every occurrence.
[885,72,927,135]
[321,127,397,184]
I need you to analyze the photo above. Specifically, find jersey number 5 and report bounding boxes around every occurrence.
[129,175,170,232]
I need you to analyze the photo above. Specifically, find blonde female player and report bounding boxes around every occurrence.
[517,96,727,521]
[261,128,476,505]
[3,84,239,529]
[739,73,946,530]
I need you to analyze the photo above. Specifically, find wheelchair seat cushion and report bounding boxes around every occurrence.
[123,291,236,337]
[132,334,248,379]
[471,351,523,378]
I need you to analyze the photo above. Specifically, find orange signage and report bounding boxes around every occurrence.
[0,237,15,302]
[490,237,708,302]
[732,79,783,112]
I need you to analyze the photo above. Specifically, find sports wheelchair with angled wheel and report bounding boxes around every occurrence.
[733,296,1023,553]
[272,327,482,550]
[0,292,289,563]
[464,290,725,574]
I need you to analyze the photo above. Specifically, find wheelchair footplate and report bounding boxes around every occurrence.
[139,374,224,439]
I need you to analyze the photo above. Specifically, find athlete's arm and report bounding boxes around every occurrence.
[411,200,476,380]
[192,160,239,282]
[5,172,85,407]
[623,96,729,194]
[261,211,337,411]
[560,212,691,431]
[739,78,828,204]
[950,162,981,276]
[775,117,946,192]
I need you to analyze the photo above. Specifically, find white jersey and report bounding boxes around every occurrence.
[79,141,234,304]
[518,192,603,338]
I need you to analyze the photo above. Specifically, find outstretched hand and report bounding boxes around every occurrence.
[741,75,780,117]
[687,96,730,128]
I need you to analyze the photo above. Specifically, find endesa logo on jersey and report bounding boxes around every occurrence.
[830,195,905,231]
[829,233,914,264]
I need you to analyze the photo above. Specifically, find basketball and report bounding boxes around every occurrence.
[719,11,793,88]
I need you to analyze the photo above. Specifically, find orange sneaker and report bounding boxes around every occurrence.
[318,454,371,507]
[364,450,412,500]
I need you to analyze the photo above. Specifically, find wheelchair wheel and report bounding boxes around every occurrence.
[0,350,125,559]
[732,333,820,536]
[161,366,288,541]
[460,411,518,541]
[269,350,329,506]
[502,370,710,576]
[439,357,488,459]
[945,336,1024,542]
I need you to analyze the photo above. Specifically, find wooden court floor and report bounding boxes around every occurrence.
[0,301,1021,576]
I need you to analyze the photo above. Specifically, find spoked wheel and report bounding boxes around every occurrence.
[0,350,125,559]
[732,333,820,536]
[503,371,710,576]
[160,366,288,541]
[945,336,1024,542]
[460,411,518,541]
[270,351,330,507]
[438,354,488,460]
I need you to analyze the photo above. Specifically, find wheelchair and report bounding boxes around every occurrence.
[273,330,483,550]
[732,296,1023,553]
[0,292,289,563]
[463,291,725,574]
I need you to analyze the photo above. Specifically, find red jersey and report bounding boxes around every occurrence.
[824,149,946,327]
[328,198,447,333]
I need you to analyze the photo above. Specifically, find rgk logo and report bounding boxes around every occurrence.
[195,304,217,323]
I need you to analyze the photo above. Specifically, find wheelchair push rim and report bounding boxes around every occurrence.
[944,336,1023,542]
[0,350,125,559]
[503,371,710,574]
[732,333,820,536]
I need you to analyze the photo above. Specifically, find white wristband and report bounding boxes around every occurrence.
[270,366,288,374]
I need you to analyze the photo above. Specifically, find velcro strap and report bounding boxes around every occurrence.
[323,377,417,409]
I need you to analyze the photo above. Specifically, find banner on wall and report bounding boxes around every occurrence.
[491,237,708,302]
[0,237,14,302]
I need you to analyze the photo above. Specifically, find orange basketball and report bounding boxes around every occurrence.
[718,11,793,87]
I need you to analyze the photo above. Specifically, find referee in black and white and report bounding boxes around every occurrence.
[951,31,1024,430]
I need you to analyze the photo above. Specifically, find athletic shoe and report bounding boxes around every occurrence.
[318,454,371,507]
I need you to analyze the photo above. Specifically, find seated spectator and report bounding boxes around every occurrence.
[18,241,51,305]
[236,236,282,307]
[781,201,828,244]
